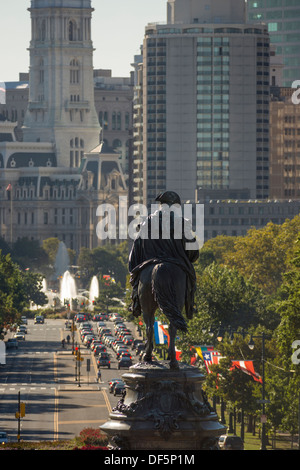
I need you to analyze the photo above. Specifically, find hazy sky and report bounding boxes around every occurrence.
[0,0,167,81]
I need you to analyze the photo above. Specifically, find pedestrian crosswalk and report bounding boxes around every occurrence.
[0,383,57,392]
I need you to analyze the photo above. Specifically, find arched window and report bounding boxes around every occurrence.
[117,112,121,130]
[70,59,80,84]
[69,20,76,41]
[70,137,85,167]
[99,111,108,129]
[39,58,44,84]
[113,139,122,149]
[40,20,46,41]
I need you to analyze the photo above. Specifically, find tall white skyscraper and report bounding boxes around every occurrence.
[132,0,270,205]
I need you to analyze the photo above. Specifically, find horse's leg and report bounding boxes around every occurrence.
[142,309,154,362]
[168,323,179,369]
[138,265,157,363]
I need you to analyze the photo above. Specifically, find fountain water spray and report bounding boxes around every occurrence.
[60,270,77,307]
[89,276,99,309]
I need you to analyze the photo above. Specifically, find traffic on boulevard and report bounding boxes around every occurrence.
[0,312,145,443]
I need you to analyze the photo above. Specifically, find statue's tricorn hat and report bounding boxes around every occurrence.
[155,191,181,206]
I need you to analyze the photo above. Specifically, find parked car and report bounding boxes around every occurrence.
[113,341,124,352]
[108,379,124,393]
[97,353,111,368]
[90,340,103,350]
[14,332,25,341]
[0,432,8,444]
[218,435,244,450]
[84,335,96,348]
[76,314,86,323]
[34,316,44,324]
[114,382,126,396]
[136,343,145,354]
[5,338,18,349]
[92,314,102,322]
[17,325,27,334]
[94,345,107,355]
[118,356,132,369]
[132,339,143,350]
[120,351,132,360]
[123,336,133,346]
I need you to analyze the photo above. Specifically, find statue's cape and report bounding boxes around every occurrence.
[128,210,199,318]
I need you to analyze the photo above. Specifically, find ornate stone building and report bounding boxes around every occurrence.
[0,0,127,252]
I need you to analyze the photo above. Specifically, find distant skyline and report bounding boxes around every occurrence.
[0,0,167,81]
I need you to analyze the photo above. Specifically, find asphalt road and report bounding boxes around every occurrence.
[0,316,142,442]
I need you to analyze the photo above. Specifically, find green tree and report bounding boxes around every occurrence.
[276,237,300,362]
[11,237,48,271]
[195,263,270,331]
[78,242,128,287]
[223,216,300,295]
[0,251,47,330]
[94,275,124,311]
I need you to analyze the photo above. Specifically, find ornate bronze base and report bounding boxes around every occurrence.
[100,361,226,450]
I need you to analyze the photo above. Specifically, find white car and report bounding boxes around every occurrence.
[14,332,25,341]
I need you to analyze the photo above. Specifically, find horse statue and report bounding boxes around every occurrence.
[129,191,199,369]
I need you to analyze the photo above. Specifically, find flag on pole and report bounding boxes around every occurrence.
[194,345,215,360]
[202,350,223,374]
[154,321,169,345]
[231,360,263,383]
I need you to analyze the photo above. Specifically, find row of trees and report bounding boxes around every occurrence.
[0,252,47,337]
[174,215,300,442]
[0,237,129,334]
[1,215,299,441]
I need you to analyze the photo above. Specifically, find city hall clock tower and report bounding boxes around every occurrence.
[22,0,101,167]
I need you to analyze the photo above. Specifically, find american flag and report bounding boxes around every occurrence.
[202,350,223,374]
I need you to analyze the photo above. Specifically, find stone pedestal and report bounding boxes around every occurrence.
[101,361,226,450]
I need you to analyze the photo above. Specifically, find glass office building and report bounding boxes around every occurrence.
[247,0,300,87]
[136,14,270,205]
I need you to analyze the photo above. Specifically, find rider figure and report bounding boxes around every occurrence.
[128,191,199,320]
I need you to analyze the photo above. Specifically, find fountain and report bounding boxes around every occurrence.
[60,270,77,308]
[54,241,70,279]
[89,276,99,309]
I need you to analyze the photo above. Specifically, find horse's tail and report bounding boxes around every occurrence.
[151,263,187,332]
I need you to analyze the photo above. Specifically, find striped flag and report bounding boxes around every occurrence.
[154,321,169,345]
[231,360,263,383]
[202,350,223,374]
[194,345,214,360]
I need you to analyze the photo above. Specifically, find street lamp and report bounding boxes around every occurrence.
[248,332,270,451]
[216,325,270,450]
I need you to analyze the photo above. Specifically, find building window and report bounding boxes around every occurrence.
[70,137,84,167]
[99,111,108,129]
[69,20,76,41]
[70,59,80,84]
[44,212,48,225]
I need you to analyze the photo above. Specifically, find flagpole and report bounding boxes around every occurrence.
[10,183,13,246]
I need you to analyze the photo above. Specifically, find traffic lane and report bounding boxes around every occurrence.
[0,386,56,442]
[54,387,109,440]
[1,353,56,385]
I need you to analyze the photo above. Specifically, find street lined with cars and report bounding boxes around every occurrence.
[0,313,145,442]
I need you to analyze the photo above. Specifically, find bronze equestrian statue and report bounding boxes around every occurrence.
[129,191,199,369]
